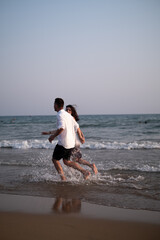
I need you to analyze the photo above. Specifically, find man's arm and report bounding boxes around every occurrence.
[48,128,64,143]
[41,130,56,135]
[77,128,85,144]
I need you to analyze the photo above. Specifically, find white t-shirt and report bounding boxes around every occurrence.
[75,133,81,147]
[57,109,79,149]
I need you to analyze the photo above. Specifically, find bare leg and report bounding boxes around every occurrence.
[52,159,66,181]
[77,158,98,174]
[63,159,91,180]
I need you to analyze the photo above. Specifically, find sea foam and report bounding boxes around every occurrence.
[0,139,160,150]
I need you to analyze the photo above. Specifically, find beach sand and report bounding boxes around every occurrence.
[0,194,160,240]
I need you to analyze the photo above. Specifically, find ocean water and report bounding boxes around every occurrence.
[0,114,160,211]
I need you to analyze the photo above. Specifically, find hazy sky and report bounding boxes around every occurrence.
[1,0,160,115]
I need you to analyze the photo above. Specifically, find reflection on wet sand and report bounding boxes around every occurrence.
[53,198,81,214]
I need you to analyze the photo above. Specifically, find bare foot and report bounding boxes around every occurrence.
[83,171,91,180]
[92,164,98,174]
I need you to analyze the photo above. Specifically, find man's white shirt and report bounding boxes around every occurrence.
[57,109,79,149]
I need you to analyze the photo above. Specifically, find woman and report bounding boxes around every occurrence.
[66,105,98,174]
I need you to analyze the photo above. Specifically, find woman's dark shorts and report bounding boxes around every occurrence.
[52,144,74,160]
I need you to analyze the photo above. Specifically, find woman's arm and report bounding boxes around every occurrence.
[77,128,85,144]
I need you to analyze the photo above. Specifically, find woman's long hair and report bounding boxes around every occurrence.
[66,105,80,122]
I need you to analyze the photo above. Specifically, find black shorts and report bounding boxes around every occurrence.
[52,144,74,160]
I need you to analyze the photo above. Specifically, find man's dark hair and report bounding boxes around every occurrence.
[55,98,64,108]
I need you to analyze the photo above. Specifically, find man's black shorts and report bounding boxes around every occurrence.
[52,144,74,160]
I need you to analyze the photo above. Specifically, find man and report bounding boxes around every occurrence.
[42,98,91,181]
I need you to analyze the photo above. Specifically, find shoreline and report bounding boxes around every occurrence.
[1,193,160,240]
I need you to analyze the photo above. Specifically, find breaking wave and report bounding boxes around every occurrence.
[0,139,160,150]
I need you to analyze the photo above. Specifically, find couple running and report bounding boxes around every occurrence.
[42,98,97,181]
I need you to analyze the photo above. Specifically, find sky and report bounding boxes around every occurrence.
[0,0,160,116]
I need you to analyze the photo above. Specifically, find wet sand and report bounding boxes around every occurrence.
[0,194,160,240]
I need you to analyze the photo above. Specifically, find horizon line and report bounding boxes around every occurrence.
[0,113,160,117]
